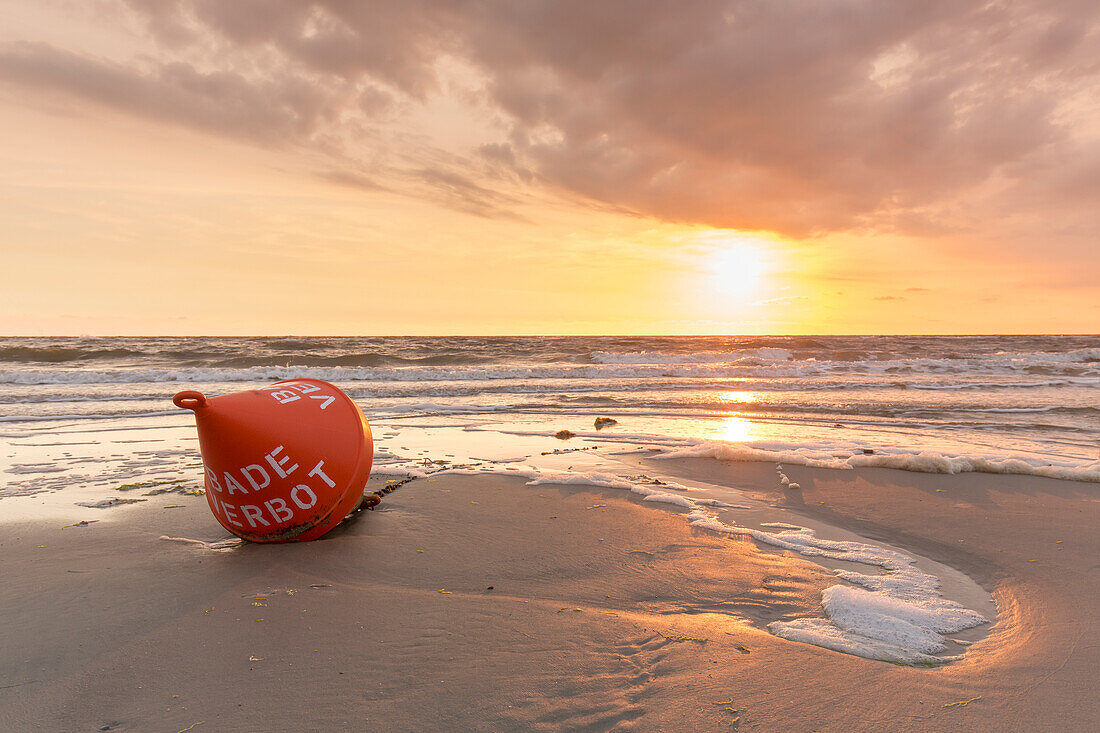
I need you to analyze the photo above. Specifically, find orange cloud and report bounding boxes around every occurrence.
[0,0,1096,336]
[0,1,1093,253]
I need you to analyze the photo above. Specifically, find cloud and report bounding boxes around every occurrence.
[317,170,386,192]
[0,40,333,144]
[873,296,905,301]
[418,167,528,221]
[1,0,1097,251]
[467,1,1098,238]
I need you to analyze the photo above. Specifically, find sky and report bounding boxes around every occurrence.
[0,0,1097,335]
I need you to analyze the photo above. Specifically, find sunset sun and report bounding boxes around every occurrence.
[710,242,769,298]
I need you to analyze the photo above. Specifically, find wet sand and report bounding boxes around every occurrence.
[1,464,1097,731]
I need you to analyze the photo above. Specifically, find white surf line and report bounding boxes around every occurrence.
[459,423,1100,482]
[657,439,1100,483]
[372,457,989,665]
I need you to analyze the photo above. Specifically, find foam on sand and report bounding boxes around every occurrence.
[659,439,1100,483]
[682,513,989,664]
[771,585,988,662]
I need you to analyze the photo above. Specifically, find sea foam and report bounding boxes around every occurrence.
[658,440,1100,483]
[682,512,988,664]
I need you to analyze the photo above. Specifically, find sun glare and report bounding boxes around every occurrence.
[710,242,768,298]
[717,389,761,406]
[713,416,756,442]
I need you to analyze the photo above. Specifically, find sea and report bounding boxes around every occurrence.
[2,335,1098,477]
[4,334,1097,664]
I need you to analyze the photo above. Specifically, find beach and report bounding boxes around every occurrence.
[4,0,1098,721]
[2,336,1098,730]
[5,0,1099,722]
[2,458,1096,731]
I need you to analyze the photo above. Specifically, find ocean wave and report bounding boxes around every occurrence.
[210,352,494,368]
[588,348,794,364]
[964,406,1061,413]
[993,347,1100,364]
[260,337,337,351]
[3,357,1098,386]
[0,393,164,405]
[0,346,149,363]
[368,402,508,415]
[587,346,1100,368]
[0,364,806,385]
[899,405,1100,417]
[0,410,180,423]
[2,337,1097,368]
[909,379,1086,390]
[2,375,1092,407]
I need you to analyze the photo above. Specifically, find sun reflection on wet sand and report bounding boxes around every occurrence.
[711,416,756,442]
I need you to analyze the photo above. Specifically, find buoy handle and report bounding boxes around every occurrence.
[173,390,208,410]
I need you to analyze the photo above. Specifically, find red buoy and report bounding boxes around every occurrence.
[173,378,373,543]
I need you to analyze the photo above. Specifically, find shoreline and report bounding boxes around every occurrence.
[644,455,1095,592]
[3,457,1097,730]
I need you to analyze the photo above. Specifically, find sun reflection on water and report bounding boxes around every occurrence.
[708,391,761,442]
[717,390,760,406]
